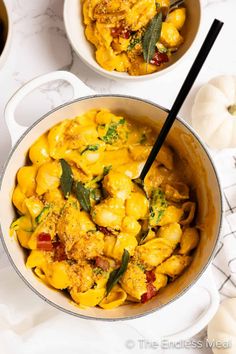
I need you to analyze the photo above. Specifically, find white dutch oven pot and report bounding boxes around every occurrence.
[0,71,222,341]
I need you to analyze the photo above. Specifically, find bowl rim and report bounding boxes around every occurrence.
[0,94,223,321]
[63,0,202,81]
[0,0,12,67]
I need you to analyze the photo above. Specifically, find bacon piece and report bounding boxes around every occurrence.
[53,241,67,261]
[111,25,131,39]
[97,226,116,236]
[95,256,110,271]
[37,233,53,251]
[150,51,169,66]
[141,270,157,303]
[145,270,156,283]
[141,283,157,303]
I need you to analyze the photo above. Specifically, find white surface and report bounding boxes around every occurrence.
[208,298,236,354]
[0,0,236,353]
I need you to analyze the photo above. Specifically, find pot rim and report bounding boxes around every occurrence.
[0,94,223,321]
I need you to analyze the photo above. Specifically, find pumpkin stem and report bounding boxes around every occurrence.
[228,104,236,116]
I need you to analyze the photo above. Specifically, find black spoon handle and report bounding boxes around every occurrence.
[140,19,223,181]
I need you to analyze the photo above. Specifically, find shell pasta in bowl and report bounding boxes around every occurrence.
[0,86,222,321]
[63,0,201,80]
[82,0,187,76]
[12,109,201,309]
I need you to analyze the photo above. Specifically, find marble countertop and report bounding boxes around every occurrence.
[0,0,236,353]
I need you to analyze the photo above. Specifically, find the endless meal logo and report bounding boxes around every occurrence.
[125,338,232,350]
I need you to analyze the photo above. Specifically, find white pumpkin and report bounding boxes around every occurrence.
[207,298,236,354]
[192,76,236,149]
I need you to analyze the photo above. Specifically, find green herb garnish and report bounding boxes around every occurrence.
[60,159,73,199]
[137,263,146,272]
[35,206,50,224]
[106,249,130,295]
[101,118,125,145]
[86,165,112,189]
[93,267,104,275]
[90,188,102,203]
[75,181,91,212]
[156,42,168,53]
[81,144,99,155]
[128,37,142,51]
[142,12,163,63]
[10,216,33,232]
[103,165,112,176]
[149,188,167,226]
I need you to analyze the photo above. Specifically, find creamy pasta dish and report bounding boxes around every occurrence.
[82,0,186,75]
[11,109,199,309]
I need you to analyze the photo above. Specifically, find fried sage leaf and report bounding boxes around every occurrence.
[60,159,73,198]
[128,37,142,51]
[142,12,163,63]
[106,249,130,295]
[75,181,91,212]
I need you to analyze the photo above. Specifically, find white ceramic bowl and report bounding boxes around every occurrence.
[64,0,201,80]
[0,72,222,339]
[0,0,11,70]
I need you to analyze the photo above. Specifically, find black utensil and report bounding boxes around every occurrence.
[137,19,223,185]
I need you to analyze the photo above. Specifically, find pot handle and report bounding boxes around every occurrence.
[165,266,220,342]
[4,71,93,146]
